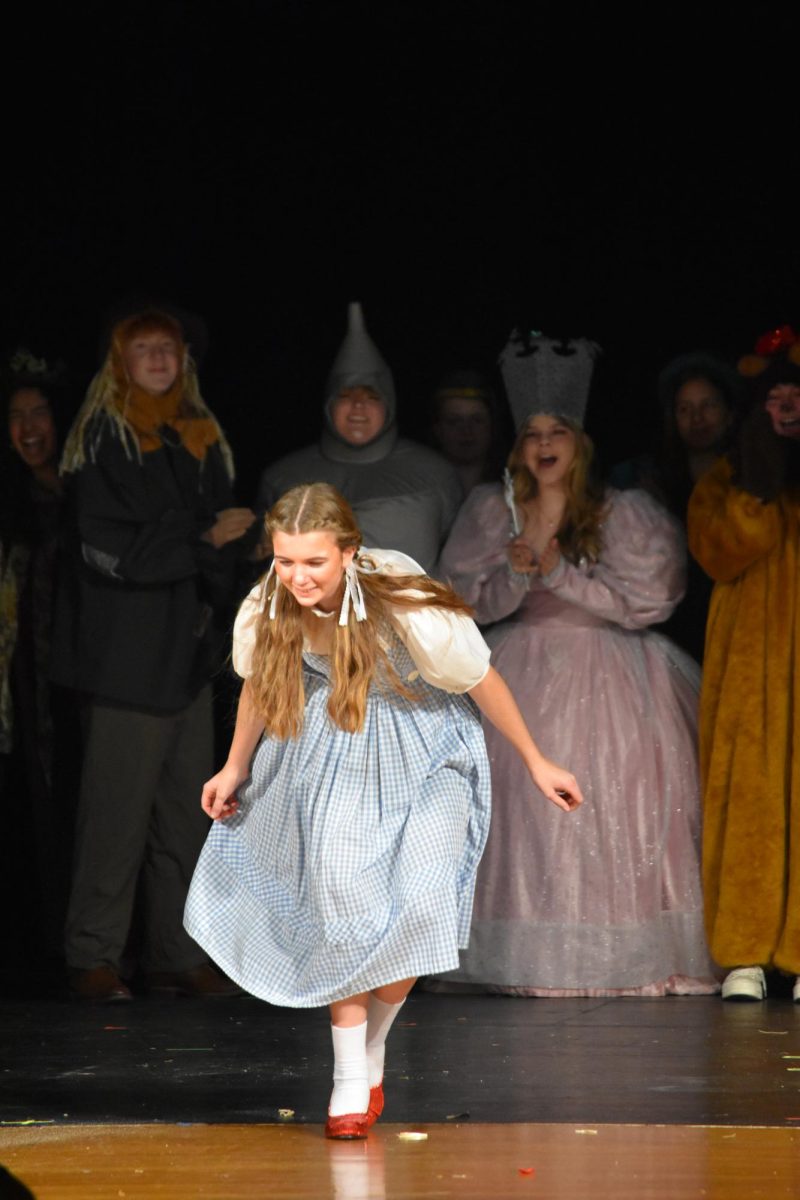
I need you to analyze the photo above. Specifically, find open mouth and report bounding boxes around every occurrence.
[18,437,48,457]
[537,455,558,468]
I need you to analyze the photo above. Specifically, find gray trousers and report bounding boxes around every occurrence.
[65,686,213,973]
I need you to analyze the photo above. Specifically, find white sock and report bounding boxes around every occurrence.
[329,1020,369,1116]
[366,996,405,1088]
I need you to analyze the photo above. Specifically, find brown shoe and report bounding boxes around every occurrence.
[145,964,244,997]
[69,966,133,1003]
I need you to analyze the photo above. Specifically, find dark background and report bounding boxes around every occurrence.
[4,0,798,499]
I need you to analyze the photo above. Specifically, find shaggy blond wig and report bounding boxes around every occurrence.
[61,309,233,479]
[248,483,472,737]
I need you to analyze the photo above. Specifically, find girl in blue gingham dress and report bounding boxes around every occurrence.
[184,484,581,1139]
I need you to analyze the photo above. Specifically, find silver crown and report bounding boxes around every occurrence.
[499,329,600,430]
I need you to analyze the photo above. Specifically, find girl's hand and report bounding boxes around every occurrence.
[507,537,537,574]
[529,758,583,812]
[538,537,562,578]
[202,507,257,550]
[201,763,248,820]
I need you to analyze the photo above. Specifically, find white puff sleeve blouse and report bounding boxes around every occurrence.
[231,547,491,694]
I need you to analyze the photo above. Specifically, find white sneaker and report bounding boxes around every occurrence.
[793,977,800,1004]
[721,966,767,1001]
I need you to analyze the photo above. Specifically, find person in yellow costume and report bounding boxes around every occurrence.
[688,327,800,1003]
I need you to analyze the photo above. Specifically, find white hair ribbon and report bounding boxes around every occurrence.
[260,561,280,620]
[339,562,367,627]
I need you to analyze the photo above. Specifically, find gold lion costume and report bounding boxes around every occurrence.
[689,327,800,983]
[689,458,800,973]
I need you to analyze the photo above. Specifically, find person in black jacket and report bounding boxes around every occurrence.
[1,352,79,981]
[52,309,257,1002]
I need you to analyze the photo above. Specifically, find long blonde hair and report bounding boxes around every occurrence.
[507,415,606,562]
[248,483,472,737]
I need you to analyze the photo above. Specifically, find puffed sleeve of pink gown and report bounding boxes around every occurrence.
[438,484,530,624]
[539,488,686,630]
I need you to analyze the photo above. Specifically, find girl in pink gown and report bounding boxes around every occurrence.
[434,406,718,996]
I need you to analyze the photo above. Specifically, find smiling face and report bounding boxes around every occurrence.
[520,414,577,487]
[331,386,386,446]
[271,529,355,613]
[8,387,58,472]
[674,377,732,451]
[765,383,800,440]
[122,330,181,396]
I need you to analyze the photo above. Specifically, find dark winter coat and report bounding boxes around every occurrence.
[51,416,242,712]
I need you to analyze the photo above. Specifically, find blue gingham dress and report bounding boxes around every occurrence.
[184,550,492,1007]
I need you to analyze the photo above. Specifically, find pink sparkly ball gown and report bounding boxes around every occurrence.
[432,484,718,997]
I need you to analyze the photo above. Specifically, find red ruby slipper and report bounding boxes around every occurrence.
[325,1111,369,1140]
[366,1083,384,1127]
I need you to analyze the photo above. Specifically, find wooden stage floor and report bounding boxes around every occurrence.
[1,988,799,1197]
[3,1122,798,1199]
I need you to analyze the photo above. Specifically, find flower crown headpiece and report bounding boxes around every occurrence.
[8,347,67,384]
[738,326,800,378]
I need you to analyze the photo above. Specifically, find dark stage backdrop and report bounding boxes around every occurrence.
[3,0,797,502]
